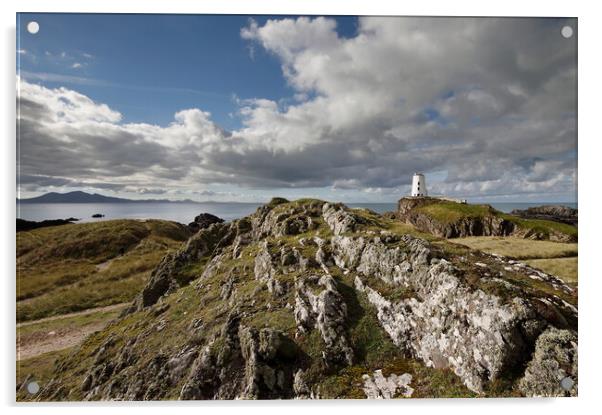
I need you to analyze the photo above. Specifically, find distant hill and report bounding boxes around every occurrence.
[17,191,199,204]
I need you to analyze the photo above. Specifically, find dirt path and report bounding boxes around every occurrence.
[16,303,128,361]
[17,303,128,328]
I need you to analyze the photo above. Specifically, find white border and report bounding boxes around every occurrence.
[3,1,602,414]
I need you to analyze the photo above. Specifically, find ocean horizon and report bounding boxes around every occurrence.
[16,201,578,225]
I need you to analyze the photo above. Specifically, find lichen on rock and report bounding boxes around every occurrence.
[362,370,414,399]
[518,327,578,397]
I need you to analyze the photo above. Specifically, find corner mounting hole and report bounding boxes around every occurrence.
[27,381,40,394]
[27,21,39,34]
[561,25,573,39]
[560,376,574,391]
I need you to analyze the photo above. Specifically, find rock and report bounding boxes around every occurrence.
[180,313,298,400]
[510,205,577,226]
[347,234,555,392]
[16,218,78,232]
[518,328,578,397]
[293,370,311,399]
[396,197,576,242]
[127,221,238,311]
[322,203,363,235]
[91,213,105,218]
[294,274,353,365]
[362,370,414,398]
[188,213,225,232]
[254,241,285,295]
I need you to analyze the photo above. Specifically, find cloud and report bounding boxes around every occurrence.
[71,62,83,69]
[17,17,577,201]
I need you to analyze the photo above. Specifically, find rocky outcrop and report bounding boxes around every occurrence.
[294,274,354,365]
[331,232,577,393]
[17,217,78,232]
[397,197,576,242]
[180,314,299,400]
[187,213,224,232]
[511,205,578,226]
[518,328,578,397]
[32,198,578,401]
[254,241,286,296]
[408,209,516,239]
[128,221,237,311]
[322,203,364,235]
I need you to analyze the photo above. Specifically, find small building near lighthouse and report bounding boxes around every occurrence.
[411,173,427,197]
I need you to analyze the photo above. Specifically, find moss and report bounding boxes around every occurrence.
[318,366,367,399]
[245,309,296,334]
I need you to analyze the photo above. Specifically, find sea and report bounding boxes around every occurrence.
[16,201,578,225]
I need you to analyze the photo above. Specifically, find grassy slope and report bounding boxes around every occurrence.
[416,202,492,224]
[17,349,72,400]
[415,201,577,239]
[17,219,190,322]
[453,236,578,285]
[524,257,578,285]
[453,236,577,259]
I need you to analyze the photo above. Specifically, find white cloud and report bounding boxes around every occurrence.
[17,17,577,202]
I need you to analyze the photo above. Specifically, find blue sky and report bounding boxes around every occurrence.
[17,15,577,203]
[17,13,357,130]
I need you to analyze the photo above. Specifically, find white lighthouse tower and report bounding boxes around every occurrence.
[411,173,427,197]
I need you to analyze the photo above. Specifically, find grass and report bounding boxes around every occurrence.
[453,236,577,260]
[16,348,73,401]
[17,220,190,322]
[416,202,492,224]
[499,214,578,239]
[17,305,124,338]
[524,257,578,284]
[411,200,577,241]
[450,236,578,285]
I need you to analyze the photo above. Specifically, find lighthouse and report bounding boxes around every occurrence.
[411,173,427,197]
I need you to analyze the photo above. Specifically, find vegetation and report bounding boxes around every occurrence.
[17,220,190,322]
[416,201,492,224]
[499,213,578,239]
[17,349,72,401]
[15,199,577,401]
[452,236,578,285]
[413,200,577,241]
[453,236,577,260]
[524,257,578,284]
[17,304,125,339]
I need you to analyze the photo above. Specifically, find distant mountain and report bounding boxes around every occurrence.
[17,191,199,204]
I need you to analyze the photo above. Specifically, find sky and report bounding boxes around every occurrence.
[16,14,577,203]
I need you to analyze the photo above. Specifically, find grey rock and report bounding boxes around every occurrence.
[294,273,353,365]
[519,328,578,397]
[362,370,414,399]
